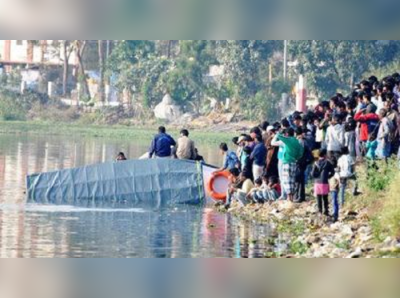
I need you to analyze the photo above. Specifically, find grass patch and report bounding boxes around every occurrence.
[375,248,400,258]
[346,160,400,243]
[276,220,307,237]
[288,241,309,255]
[334,240,352,250]
[0,120,235,145]
[374,172,400,240]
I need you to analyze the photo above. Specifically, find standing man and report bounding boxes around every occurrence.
[276,128,304,202]
[250,135,267,181]
[149,126,176,159]
[176,129,196,160]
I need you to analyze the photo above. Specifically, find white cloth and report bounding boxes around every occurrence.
[252,165,264,181]
[338,155,355,178]
[326,124,345,152]
[316,128,325,143]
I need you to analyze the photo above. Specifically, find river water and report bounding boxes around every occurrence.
[0,134,273,258]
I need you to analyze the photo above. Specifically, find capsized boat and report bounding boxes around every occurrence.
[26,159,224,207]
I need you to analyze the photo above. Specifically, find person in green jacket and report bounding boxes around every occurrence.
[276,128,304,202]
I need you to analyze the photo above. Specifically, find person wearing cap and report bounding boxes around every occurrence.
[236,135,247,163]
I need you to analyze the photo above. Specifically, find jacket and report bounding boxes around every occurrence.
[149,133,176,158]
[311,159,335,185]
[354,111,380,142]
[176,136,196,160]
[250,143,267,167]
[276,134,304,164]
[325,124,345,152]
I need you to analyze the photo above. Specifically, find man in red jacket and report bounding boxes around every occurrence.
[354,107,380,156]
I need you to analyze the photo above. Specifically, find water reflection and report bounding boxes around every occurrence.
[0,134,270,258]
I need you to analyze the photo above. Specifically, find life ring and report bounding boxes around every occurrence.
[207,171,230,202]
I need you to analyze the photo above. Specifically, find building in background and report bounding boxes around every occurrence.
[0,40,77,71]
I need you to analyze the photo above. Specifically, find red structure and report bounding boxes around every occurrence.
[296,75,307,113]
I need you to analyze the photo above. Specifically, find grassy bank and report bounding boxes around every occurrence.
[217,160,400,258]
[0,120,235,144]
[347,161,400,244]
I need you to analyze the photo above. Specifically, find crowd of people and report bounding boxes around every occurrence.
[116,73,400,223]
[218,73,400,222]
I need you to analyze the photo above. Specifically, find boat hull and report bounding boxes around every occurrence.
[27,159,218,208]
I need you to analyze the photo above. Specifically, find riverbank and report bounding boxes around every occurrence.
[0,120,238,145]
[216,161,400,258]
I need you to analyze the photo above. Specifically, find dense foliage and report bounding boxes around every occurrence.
[104,40,400,121]
[289,40,400,98]
[4,40,400,122]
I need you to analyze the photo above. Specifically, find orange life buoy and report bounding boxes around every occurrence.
[206,171,230,202]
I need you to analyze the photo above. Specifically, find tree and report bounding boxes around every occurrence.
[72,40,90,100]
[61,40,74,96]
[98,40,105,103]
[215,40,282,99]
[107,40,156,92]
[289,40,400,99]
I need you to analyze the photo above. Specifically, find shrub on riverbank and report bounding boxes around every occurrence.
[0,89,51,121]
[0,95,26,121]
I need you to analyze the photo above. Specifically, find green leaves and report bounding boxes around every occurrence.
[289,40,400,99]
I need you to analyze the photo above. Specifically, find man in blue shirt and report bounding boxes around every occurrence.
[217,143,239,172]
[250,136,267,180]
[149,126,176,158]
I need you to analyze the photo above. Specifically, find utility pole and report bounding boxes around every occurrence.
[283,40,288,81]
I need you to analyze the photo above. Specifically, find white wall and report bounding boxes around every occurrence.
[0,40,77,66]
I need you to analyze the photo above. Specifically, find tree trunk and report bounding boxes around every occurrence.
[98,40,105,103]
[76,41,90,100]
[62,41,69,96]
[167,40,172,58]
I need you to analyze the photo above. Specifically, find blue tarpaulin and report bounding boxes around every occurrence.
[26,159,207,207]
